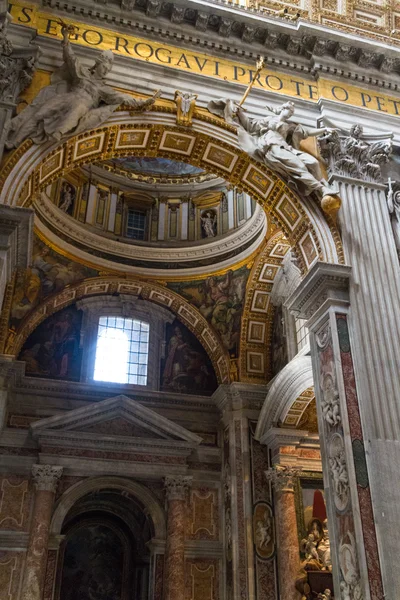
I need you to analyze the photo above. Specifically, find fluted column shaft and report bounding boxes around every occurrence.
[164,476,192,600]
[336,178,400,598]
[22,464,63,600]
[266,467,301,600]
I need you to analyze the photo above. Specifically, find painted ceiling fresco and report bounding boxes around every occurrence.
[168,266,251,357]
[10,236,98,329]
[104,156,204,176]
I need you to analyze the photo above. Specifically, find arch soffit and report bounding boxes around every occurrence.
[240,230,290,384]
[10,276,230,384]
[51,476,166,539]
[0,108,343,275]
[255,355,314,442]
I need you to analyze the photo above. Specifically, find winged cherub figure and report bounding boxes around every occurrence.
[6,25,161,148]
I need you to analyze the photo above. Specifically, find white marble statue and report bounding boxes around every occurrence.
[201,211,217,237]
[6,25,161,148]
[207,98,339,200]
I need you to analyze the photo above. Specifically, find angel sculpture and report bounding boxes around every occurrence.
[6,25,161,148]
[207,98,339,201]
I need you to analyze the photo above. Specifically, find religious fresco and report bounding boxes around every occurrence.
[168,266,250,356]
[60,524,125,600]
[160,319,217,395]
[104,156,204,176]
[18,305,82,381]
[10,237,98,328]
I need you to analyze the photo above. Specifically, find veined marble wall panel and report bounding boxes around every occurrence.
[185,558,220,600]
[0,551,24,600]
[187,488,219,542]
[0,476,32,532]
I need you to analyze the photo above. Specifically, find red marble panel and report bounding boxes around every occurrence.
[43,549,58,600]
[235,421,247,598]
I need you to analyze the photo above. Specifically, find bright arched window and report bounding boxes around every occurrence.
[93,316,149,385]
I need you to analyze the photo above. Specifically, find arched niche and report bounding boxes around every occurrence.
[51,476,166,539]
[0,108,344,275]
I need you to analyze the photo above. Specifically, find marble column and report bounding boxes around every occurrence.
[164,475,192,600]
[21,464,63,600]
[288,263,380,600]
[265,466,301,600]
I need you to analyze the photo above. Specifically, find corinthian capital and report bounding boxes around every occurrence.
[32,464,63,493]
[264,465,302,494]
[164,475,193,501]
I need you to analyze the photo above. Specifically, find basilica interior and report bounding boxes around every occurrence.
[1,0,400,598]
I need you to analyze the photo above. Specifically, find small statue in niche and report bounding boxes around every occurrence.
[6,24,161,148]
[58,181,76,214]
[201,209,217,238]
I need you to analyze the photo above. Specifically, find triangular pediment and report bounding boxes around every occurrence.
[30,395,203,449]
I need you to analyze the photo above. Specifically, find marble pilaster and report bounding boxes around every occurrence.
[265,466,302,600]
[288,262,382,600]
[215,383,271,600]
[334,177,400,598]
[164,475,192,600]
[21,464,63,600]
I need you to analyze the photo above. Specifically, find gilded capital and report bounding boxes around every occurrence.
[164,475,193,501]
[264,465,301,494]
[32,464,63,493]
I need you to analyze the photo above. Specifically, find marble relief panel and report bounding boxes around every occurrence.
[0,476,32,531]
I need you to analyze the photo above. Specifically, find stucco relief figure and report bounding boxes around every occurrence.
[6,25,161,148]
[207,98,339,201]
[321,373,341,427]
[328,434,349,511]
[387,179,400,255]
[339,533,363,600]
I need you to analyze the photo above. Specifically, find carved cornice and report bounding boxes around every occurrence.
[34,191,266,272]
[31,464,63,493]
[287,262,351,324]
[164,475,193,501]
[35,0,400,82]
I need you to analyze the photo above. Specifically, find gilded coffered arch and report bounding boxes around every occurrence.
[6,275,231,385]
[239,230,291,384]
[0,106,343,275]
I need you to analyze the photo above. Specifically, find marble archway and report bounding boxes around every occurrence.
[254,355,314,442]
[0,106,344,275]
